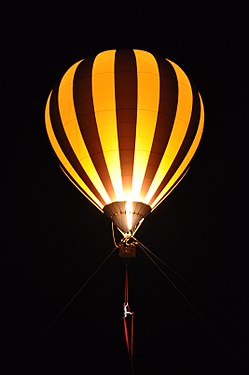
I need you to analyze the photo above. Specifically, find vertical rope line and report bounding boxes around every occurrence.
[123,317,130,354]
[125,267,129,302]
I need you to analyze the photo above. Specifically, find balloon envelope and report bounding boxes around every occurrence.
[45,49,204,234]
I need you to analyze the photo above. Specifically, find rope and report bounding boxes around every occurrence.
[35,246,117,344]
[124,266,129,302]
[111,221,119,248]
[134,237,249,373]
[133,237,245,328]
[123,315,130,353]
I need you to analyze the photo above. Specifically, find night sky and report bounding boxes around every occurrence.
[1,3,248,375]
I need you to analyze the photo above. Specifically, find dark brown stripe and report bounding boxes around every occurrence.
[148,83,201,206]
[140,55,179,200]
[73,57,116,202]
[49,82,106,206]
[114,49,137,194]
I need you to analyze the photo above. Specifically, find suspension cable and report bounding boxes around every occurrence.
[133,237,245,329]
[136,239,210,324]
[134,237,249,372]
[133,237,189,283]
[37,246,117,342]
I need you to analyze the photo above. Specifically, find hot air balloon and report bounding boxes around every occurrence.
[45,49,204,247]
[45,49,204,367]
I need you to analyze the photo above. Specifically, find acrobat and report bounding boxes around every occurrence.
[124,302,133,318]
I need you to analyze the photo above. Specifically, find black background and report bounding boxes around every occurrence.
[1,3,248,374]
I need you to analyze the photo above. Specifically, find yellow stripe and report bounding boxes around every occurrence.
[132,49,160,201]
[151,92,205,209]
[144,59,193,205]
[57,60,111,205]
[92,50,123,201]
[45,91,105,210]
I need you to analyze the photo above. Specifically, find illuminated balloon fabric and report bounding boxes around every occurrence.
[45,49,204,235]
